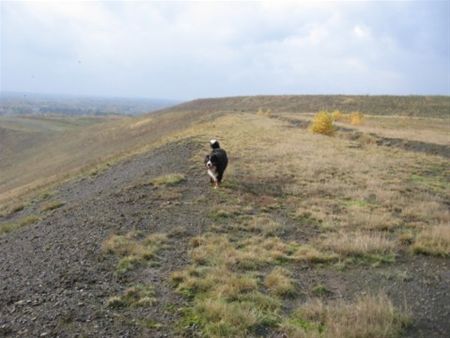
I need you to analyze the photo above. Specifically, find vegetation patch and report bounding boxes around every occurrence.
[150,173,185,187]
[280,293,409,338]
[172,234,283,337]
[291,245,338,263]
[107,284,155,308]
[41,200,65,212]
[0,215,40,235]
[208,206,241,222]
[238,215,282,236]
[309,111,335,136]
[264,267,295,296]
[318,231,396,265]
[345,208,397,231]
[102,232,168,275]
[311,284,332,297]
[412,225,450,257]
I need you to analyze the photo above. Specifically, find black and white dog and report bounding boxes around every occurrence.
[204,139,228,188]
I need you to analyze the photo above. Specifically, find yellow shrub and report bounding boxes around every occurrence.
[331,110,343,122]
[350,111,364,125]
[310,111,335,136]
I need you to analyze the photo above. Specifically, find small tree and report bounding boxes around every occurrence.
[310,111,334,136]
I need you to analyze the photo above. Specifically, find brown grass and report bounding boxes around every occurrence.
[281,292,409,338]
[102,232,167,274]
[150,173,185,186]
[265,267,295,296]
[239,215,282,236]
[318,231,395,257]
[172,233,282,337]
[412,224,450,257]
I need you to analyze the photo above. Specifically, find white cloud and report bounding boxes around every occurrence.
[353,25,370,39]
[1,1,448,98]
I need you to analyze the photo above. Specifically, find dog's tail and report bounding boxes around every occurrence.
[210,139,220,149]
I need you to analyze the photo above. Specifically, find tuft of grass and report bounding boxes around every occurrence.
[319,231,395,258]
[150,173,185,187]
[346,209,397,231]
[292,245,338,263]
[41,200,65,212]
[281,292,409,338]
[107,284,155,308]
[0,215,40,235]
[412,225,450,257]
[312,284,331,297]
[102,232,168,275]
[240,215,282,236]
[264,267,295,296]
[208,206,241,222]
[309,111,335,136]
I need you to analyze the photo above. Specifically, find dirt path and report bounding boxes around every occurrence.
[0,138,211,337]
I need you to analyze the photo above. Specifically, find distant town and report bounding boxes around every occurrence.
[0,92,179,116]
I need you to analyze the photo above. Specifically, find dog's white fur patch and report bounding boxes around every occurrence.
[207,168,217,182]
[210,139,217,145]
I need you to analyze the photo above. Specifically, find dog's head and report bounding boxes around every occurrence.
[204,154,218,169]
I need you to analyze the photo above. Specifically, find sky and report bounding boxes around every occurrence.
[1,1,449,100]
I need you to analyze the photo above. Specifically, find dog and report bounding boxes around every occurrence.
[204,139,228,188]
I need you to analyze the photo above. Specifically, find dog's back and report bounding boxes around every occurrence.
[212,148,228,176]
[205,139,228,186]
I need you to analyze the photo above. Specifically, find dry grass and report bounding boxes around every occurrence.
[281,293,409,338]
[402,199,449,224]
[41,200,65,212]
[412,224,450,257]
[291,245,338,263]
[0,215,40,235]
[319,231,395,257]
[172,233,282,337]
[265,267,295,296]
[345,208,397,231]
[102,232,167,274]
[150,173,185,186]
[107,284,155,308]
[238,215,282,236]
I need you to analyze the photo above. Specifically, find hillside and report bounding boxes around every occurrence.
[170,95,450,117]
[0,98,449,337]
[0,109,222,207]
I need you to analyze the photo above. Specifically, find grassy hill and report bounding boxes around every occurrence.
[170,95,450,117]
[1,95,449,210]
[0,99,449,337]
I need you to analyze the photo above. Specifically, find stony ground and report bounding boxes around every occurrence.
[0,136,449,337]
